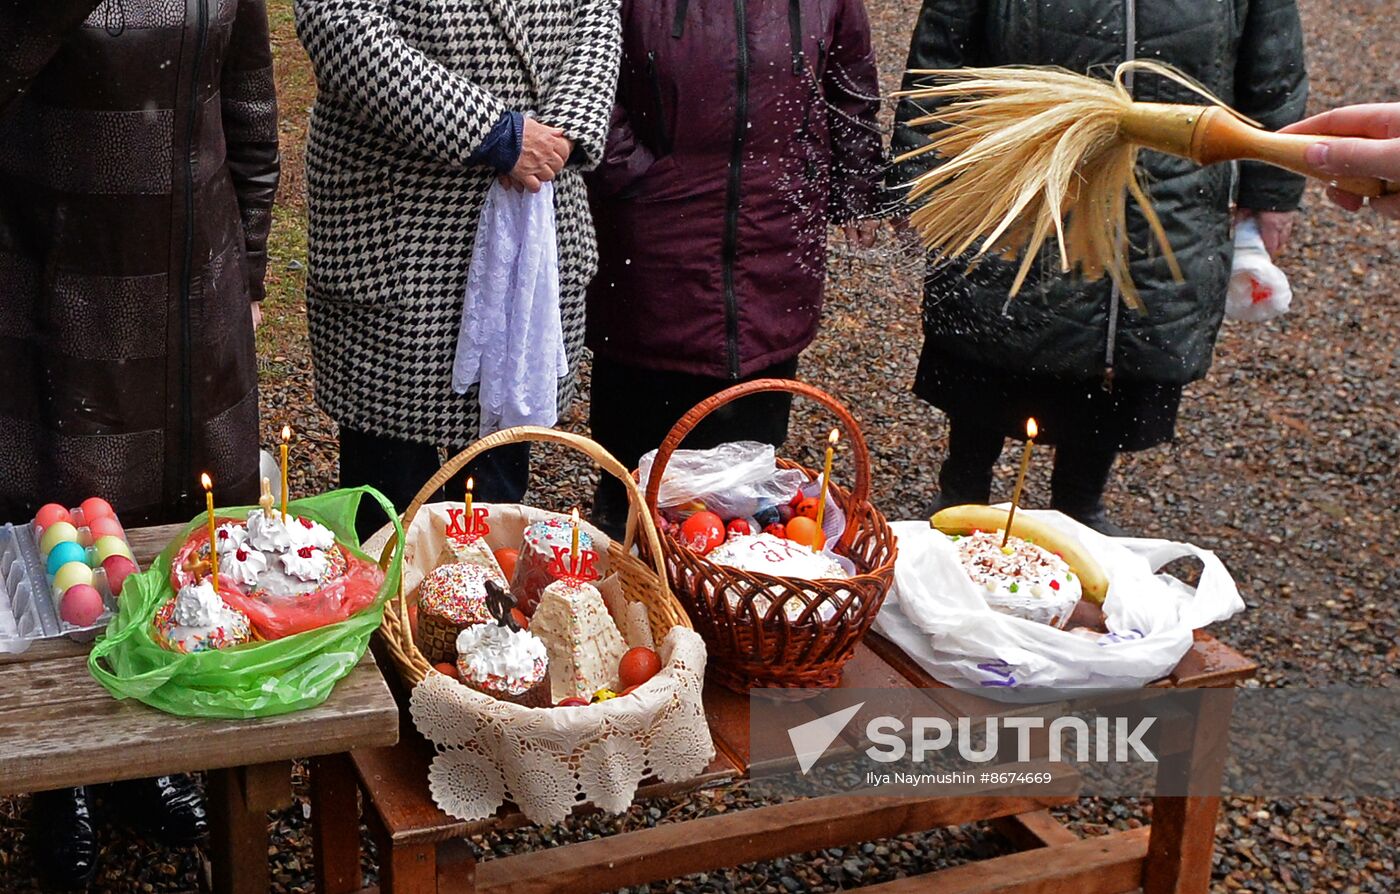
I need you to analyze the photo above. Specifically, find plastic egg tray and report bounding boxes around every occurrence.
[0,518,129,654]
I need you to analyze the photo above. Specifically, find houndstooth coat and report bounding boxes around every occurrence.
[296,0,621,446]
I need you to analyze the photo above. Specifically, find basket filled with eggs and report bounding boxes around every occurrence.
[639,379,898,695]
[369,426,714,827]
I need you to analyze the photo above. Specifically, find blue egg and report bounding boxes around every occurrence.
[46,540,89,575]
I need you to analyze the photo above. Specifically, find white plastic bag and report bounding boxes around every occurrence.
[873,510,1245,697]
[1225,217,1292,322]
[453,180,568,437]
[637,441,808,519]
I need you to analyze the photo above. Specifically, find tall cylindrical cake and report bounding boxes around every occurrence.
[510,517,594,616]
[416,563,495,664]
[529,577,626,702]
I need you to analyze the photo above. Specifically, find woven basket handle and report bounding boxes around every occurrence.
[643,378,871,551]
[377,425,672,600]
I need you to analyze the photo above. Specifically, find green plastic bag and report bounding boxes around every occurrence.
[89,487,403,719]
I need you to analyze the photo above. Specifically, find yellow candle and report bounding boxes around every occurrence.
[465,476,474,523]
[1002,418,1038,548]
[201,473,219,594]
[570,507,583,577]
[279,425,291,521]
[811,429,839,553]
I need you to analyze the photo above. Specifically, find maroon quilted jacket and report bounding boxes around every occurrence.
[585,0,882,379]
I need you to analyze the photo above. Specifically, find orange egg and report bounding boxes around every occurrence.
[493,548,519,580]
[784,516,819,548]
[618,646,662,689]
[795,497,821,520]
[432,662,459,681]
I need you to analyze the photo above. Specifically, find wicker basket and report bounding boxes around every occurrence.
[641,379,897,694]
[378,426,690,690]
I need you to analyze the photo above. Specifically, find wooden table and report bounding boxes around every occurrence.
[316,629,1256,894]
[0,522,400,894]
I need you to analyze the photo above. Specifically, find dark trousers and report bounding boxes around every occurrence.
[939,414,1117,515]
[339,426,530,542]
[588,356,800,539]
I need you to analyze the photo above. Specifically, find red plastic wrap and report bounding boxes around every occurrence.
[171,523,385,640]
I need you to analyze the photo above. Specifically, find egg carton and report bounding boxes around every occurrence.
[0,523,118,653]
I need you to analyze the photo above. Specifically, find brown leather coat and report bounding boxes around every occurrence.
[0,0,279,526]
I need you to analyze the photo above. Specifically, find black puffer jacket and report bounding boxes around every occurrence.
[889,0,1307,386]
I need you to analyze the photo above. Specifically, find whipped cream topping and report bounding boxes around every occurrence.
[174,580,234,628]
[288,515,337,551]
[215,523,249,555]
[279,545,329,582]
[246,510,294,552]
[223,545,268,587]
[456,622,548,693]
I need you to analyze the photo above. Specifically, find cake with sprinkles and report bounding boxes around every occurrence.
[949,530,1082,628]
[530,577,626,701]
[510,516,595,616]
[416,563,495,663]
[153,579,254,654]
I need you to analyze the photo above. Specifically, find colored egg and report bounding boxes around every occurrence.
[784,516,820,549]
[39,521,79,554]
[79,496,116,521]
[88,516,125,539]
[102,555,138,596]
[46,541,89,575]
[93,535,133,563]
[679,510,726,555]
[58,584,105,627]
[53,561,94,593]
[34,503,72,530]
[493,548,519,581]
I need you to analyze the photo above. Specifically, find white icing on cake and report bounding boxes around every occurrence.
[279,546,329,582]
[156,579,253,653]
[952,531,1082,628]
[246,510,294,552]
[223,545,268,587]
[214,523,249,555]
[705,534,850,622]
[530,578,626,701]
[288,515,337,551]
[173,580,225,628]
[456,623,548,695]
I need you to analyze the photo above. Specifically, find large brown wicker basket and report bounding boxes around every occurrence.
[378,426,690,690]
[641,379,897,693]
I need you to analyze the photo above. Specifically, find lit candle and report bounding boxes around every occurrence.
[465,476,474,529]
[1002,418,1038,548]
[811,429,839,553]
[201,473,219,594]
[279,425,291,521]
[570,508,581,574]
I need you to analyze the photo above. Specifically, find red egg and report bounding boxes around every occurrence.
[102,554,138,596]
[432,662,459,681]
[725,518,752,539]
[59,584,105,627]
[618,646,662,689]
[763,522,787,539]
[88,516,125,539]
[493,548,519,581]
[79,497,116,521]
[795,497,821,520]
[556,696,590,707]
[679,511,725,555]
[510,607,529,630]
[34,503,71,530]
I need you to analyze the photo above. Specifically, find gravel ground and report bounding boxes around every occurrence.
[1,0,1396,890]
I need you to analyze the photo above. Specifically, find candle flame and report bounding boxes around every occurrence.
[281,424,291,442]
[200,472,212,491]
[1026,418,1038,439]
[571,507,580,524]
[828,428,840,446]
[466,476,474,491]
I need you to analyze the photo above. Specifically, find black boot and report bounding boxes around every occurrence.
[31,787,99,891]
[932,417,1004,513]
[109,774,209,846]
[1050,443,1131,537]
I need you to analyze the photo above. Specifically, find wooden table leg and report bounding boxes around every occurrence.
[207,762,292,894]
[312,753,363,894]
[366,798,440,894]
[1144,688,1236,894]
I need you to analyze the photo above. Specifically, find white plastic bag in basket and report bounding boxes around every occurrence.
[637,441,807,519]
[873,510,1244,697]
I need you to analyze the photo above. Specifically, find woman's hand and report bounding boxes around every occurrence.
[1281,103,1400,219]
[1234,209,1296,258]
[502,118,572,193]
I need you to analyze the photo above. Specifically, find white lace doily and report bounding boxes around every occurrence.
[411,626,715,826]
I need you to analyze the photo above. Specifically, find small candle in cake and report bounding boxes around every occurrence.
[465,476,474,527]
[812,429,839,553]
[279,425,292,521]
[1002,418,1037,548]
[201,473,219,594]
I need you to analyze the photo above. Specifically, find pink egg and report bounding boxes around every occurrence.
[79,497,116,521]
[59,584,105,627]
[102,555,139,596]
[34,503,71,530]
[88,516,125,539]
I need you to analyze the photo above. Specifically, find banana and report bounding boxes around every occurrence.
[930,504,1109,604]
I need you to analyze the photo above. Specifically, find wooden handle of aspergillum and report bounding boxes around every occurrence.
[1193,108,1399,198]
